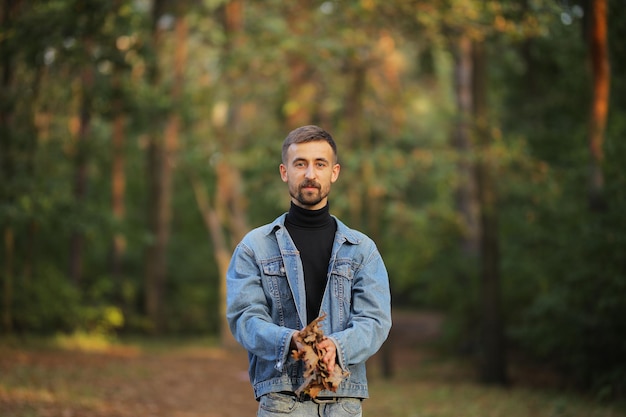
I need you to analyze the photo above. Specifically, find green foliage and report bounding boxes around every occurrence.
[489,1,626,398]
[508,134,626,397]
[77,304,125,335]
[12,267,82,333]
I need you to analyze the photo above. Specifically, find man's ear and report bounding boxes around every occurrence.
[331,163,341,183]
[279,164,288,182]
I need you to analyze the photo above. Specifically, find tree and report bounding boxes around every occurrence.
[109,0,133,310]
[0,0,21,333]
[143,0,189,333]
[1,0,48,332]
[472,37,507,385]
[586,0,610,211]
[68,40,95,286]
[209,0,251,345]
[110,68,127,306]
[452,34,480,263]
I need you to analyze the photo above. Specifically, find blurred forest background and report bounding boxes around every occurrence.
[1,0,625,400]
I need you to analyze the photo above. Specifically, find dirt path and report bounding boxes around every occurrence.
[1,344,258,417]
[0,312,443,417]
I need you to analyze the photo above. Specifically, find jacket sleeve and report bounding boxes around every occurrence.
[226,241,294,371]
[330,242,392,368]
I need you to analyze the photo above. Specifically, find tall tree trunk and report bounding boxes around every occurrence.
[23,50,43,301]
[213,0,249,346]
[190,155,248,347]
[69,46,95,286]
[145,138,165,332]
[0,0,19,334]
[450,34,481,357]
[145,1,187,333]
[107,0,128,312]
[111,70,126,308]
[2,0,41,333]
[453,35,480,257]
[472,40,508,386]
[189,172,236,346]
[587,0,609,211]
[144,0,167,333]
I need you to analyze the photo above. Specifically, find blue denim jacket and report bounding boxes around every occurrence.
[226,213,392,400]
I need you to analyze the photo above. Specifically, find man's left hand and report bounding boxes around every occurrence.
[317,338,337,373]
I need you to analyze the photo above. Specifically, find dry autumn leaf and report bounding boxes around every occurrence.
[291,313,349,398]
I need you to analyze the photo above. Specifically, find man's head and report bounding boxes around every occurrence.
[280,125,341,210]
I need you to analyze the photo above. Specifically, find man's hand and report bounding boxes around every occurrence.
[317,337,337,373]
[291,314,347,397]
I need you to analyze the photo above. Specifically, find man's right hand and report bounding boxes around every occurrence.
[290,330,304,351]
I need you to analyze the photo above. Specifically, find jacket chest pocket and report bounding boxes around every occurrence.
[330,259,354,302]
[261,258,294,309]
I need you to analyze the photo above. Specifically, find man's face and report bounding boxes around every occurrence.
[279,140,340,210]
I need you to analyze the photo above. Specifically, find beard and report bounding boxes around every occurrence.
[291,180,327,207]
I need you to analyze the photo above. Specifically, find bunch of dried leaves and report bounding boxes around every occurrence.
[292,313,348,398]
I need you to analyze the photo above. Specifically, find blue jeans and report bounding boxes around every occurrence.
[258,392,363,417]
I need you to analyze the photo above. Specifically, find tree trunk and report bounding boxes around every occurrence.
[188,157,247,347]
[144,0,166,333]
[1,0,41,333]
[111,70,126,308]
[211,0,249,347]
[144,3,187,333]
[472,40,508,386]
[189,173,236,346]
[69,52,95,286]
[587,0,609,211]
[0,0,18,335]
[453,35,480,257]
[145,138,165,332]
[450,34,482,358]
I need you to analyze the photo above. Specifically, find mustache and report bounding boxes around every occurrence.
[300,180,320,189]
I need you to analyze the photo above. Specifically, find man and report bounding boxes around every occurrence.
[226,125,392,417]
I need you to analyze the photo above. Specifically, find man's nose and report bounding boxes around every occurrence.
[305,165,316,179]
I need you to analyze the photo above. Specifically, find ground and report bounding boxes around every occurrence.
[0,312,443,417]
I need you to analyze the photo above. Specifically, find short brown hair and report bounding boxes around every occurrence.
[282,125,338,164]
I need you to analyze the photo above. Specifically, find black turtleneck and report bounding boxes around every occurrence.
[285,202,337,324]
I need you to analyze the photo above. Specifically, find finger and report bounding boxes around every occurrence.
[322,346,336,372]
[326,354,335,372]
[316,339,337,368]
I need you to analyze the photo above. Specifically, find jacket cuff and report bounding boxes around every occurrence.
[275,329,297,372]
